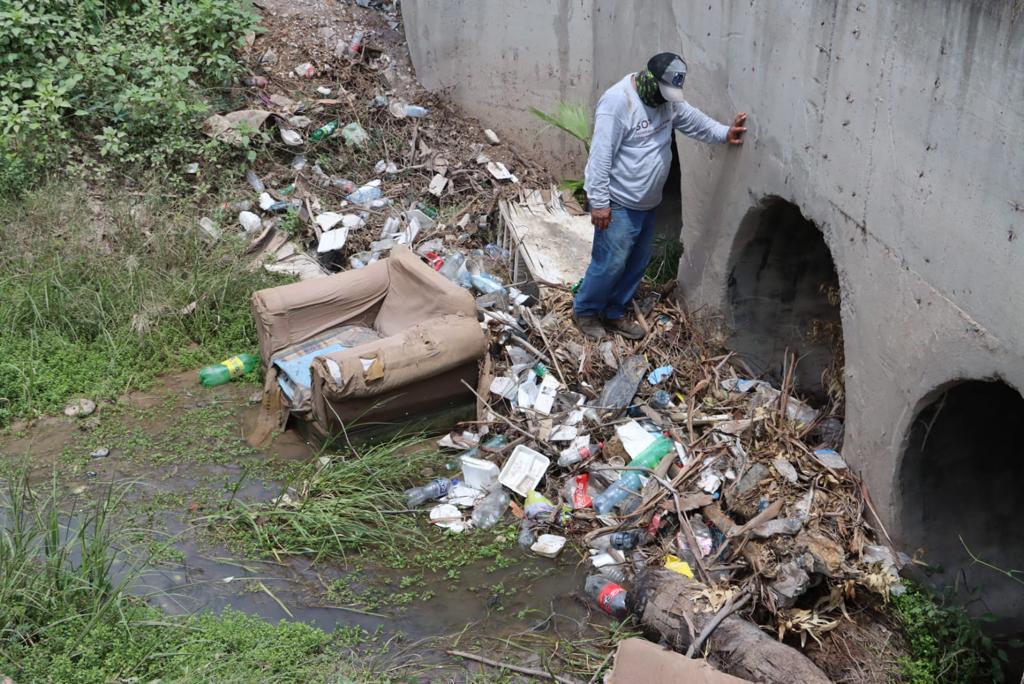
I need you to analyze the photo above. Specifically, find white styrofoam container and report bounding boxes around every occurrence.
[498,445,550,496]
[460,456,500,490]
[531,534,566,558]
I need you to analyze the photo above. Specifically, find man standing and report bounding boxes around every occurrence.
[573,52,747,340]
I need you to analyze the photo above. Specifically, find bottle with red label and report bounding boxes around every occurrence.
[585,575,628,619]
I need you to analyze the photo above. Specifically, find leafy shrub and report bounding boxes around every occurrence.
[893,582,1010,683]
[0,0,258,195]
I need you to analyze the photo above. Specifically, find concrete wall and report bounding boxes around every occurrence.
[404,0,1024,615]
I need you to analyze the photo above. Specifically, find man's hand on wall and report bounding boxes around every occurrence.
[727,113,748,145]
[591,207,611,230]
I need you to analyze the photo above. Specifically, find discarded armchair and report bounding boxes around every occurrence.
[249,245,486,444]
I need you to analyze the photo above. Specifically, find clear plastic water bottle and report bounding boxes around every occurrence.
[404,478,457,507]
[557,442,603,468]
[598,564,628,585]
[404,105,430,118]
[438,252,466,282]
[470,272,504,294]
[471,486,510,529]
[585,575,628,619]
[593,436,673,515]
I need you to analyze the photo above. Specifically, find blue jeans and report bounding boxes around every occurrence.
[573,203,657,319]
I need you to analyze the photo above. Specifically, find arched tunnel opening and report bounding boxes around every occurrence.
[900,380,1024,632]
[726,197,843,402]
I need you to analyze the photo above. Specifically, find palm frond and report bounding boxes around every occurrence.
[529,103,592,151]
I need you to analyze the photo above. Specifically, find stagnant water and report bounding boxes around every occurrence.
[0,372,603,665]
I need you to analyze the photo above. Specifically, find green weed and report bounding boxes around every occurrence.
[644,235,684,285]
[0,0,259,195]
[0,183,283,424]
[893,581,1009,683]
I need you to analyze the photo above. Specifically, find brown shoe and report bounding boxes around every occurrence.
[573,313,606,340]
[604,317,645,340]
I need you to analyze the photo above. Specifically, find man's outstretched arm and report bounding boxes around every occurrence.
[673,102,747,145]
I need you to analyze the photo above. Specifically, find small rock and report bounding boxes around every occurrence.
[86,470,98,478]
[64,398,96,418]
[483,128,500,145]
[260,48,278,66]
[733,463,769,496]
[90,447,110,459]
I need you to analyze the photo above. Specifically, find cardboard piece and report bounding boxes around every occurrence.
[608,638,753,684]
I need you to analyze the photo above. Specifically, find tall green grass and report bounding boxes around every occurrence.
[0,473,361,683]
[0,183,283,424]
[215,437,446,561]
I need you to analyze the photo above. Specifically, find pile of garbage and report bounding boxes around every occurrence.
[409,283,907,664]
[207,2,907,676]
[198,1,553,283]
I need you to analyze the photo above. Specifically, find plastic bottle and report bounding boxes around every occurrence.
[445,434,507,471]
[471,486,510,530]
[585,575,628,619]
[331,177,356,195]
[310,120,339,142]
[610,530,642,551]
[598,564,628,585]
[404,105,430,118]
[404,478,457,507]
[346,185,382,206]
[438,252,466,282]
[470,272,504,295]
[484,243,511,260]
[518,518,536,547]
[592,436,673,515]
[199,353,259,387]
[245,169,265,193]
[346,30,364,59]
[557,442,603,468]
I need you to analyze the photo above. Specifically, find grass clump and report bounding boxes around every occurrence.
[893,581,1011,683]
[0,183,283,424]
[217,437,447,560]
[0,0,258,195]
[0,473,369,683]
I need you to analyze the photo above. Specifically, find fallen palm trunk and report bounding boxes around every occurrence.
[628,568,832,684]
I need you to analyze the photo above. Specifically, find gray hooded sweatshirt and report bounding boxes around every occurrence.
[583,74,729,211]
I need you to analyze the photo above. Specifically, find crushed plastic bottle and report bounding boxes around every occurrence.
[404,478,457,507]
[346,184,381,206]
[585,575,628,619]
[245,169,265,193]
[471,486,510,530]
[484,244,511,260]
[331,177,356,195]
[404,105,430,118]
[341,122,368,147]
[595,355,647,415]
[592,436,673,515]
[610,530,642,551]
[346,29,364,59]
[199,354,259,387]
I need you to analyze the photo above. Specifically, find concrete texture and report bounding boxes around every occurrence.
[404,0,1024,620]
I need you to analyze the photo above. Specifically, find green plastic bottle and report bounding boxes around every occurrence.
[199,353,259,387]
[310,120,339,142]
